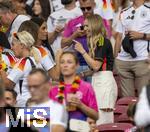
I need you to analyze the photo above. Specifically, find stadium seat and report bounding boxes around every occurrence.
[97,123,133,132]
[115,113,133,124]
[116,97,138,105]
[114,105,128,123]
[114,105,128,114]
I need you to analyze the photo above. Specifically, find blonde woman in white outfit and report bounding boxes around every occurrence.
[74,14,118,125]
[0,31,39,107]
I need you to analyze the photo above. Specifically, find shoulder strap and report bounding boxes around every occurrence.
[122,5,132,12]
[6,15,18,37]
[19,80,23,95]
[144,4,150,9]
[147,40,150,53]
[26,57,36,69]
[146,84,150,105]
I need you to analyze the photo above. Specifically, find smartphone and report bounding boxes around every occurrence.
[69,119,90,132]
[72,40,78,46]
[72,40,78,43]
[80,25,84,30]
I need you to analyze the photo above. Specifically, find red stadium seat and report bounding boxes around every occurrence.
[97,123,133,132]
[116,97,138,105]
[114,105,128,114]
[114,105,128,123]
[115,113,133,124]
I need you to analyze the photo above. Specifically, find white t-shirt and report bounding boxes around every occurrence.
[32,100,68,129]
[94,0,114,20]
[35,46,55,71]
[116,4,150,61]
[112,7,122,31]
[51,0,80,12]
[7,57,37,107]
[26,0,63,12]
[47,7,82,54]
[8,15,30,45]
[51,0,64,12]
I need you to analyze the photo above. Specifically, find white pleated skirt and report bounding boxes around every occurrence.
[92,71,118,109]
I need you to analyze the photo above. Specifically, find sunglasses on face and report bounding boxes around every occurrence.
[80,7,92,12]
[17,0,27,3]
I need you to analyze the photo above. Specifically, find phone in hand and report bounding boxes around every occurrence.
[72,40,79,49]
[80,25,84,30]
[72,40,78,45]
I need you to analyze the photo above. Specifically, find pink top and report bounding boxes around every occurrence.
[63,15,89,66]
[49,80,98,120]
[63,15,111,39]
[63,15,84,38]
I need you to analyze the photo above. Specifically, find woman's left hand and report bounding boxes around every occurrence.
[72,96,82,107]
[67,94,82,108]
[74,42,86,54]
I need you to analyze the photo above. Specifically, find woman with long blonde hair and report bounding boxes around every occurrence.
[74,14,118,125]
[86,14,106,58]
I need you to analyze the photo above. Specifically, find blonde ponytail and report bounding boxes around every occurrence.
[30,46,40,64]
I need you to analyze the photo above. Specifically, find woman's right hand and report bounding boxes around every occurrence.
[73,28,86,38]
[74,42,86,55]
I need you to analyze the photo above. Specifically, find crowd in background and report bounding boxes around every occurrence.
[0,0,150,132]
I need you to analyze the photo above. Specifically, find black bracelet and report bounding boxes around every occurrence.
[143,33,147,40]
